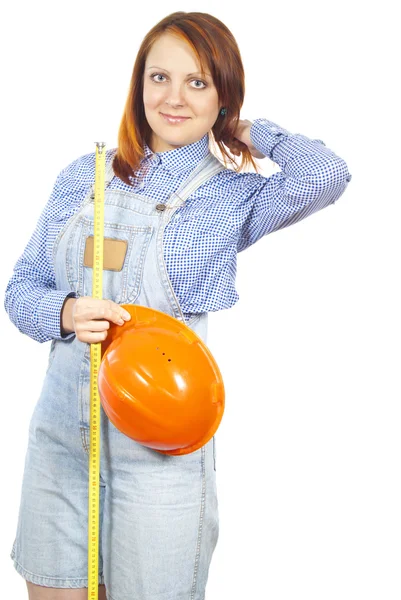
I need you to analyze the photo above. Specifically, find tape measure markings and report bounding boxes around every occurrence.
[88,142,106,599]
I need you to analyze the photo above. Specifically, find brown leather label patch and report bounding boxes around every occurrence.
[83,236,128,272]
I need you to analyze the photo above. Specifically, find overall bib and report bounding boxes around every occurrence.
[11,151,226,600]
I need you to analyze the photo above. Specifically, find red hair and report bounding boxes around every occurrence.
[113,11,260,185]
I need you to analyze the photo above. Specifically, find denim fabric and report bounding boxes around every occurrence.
[10,152,225,600]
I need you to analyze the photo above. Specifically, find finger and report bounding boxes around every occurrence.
[75,303,130,324]
[83,320,112,332]
[76,296,130,318]
[105,299,132,322]
[100,306,130,325]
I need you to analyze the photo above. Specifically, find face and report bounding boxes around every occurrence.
[143,33,220,153]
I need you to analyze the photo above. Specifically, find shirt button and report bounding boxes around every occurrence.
[155,203,166,212]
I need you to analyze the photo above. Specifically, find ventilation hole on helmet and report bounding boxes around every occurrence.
[156,347,159,350]
[162,352,165,355]
[168,359,172,362]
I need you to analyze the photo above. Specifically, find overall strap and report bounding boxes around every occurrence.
[168,153,227,208]
[86,149,117,201]
[105,149,117,185]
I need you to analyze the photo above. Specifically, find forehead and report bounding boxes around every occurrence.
[145,33,209,75]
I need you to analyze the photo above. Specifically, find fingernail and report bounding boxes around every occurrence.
[123,312,131,320]
[118,319,124,325]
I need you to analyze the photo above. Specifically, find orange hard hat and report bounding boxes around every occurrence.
[98,304,225,456]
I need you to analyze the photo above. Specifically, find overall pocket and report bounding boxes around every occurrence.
[68,216,153,304]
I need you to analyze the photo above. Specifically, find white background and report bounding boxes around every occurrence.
[1,1,400,598]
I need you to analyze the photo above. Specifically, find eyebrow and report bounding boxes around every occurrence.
[146,66,211,77]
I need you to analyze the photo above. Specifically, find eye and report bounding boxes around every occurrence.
[150,73,167,83]
[191,79,207,89]
[149,73,207,89]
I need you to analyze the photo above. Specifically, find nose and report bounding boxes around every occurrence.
[164,82,186,108]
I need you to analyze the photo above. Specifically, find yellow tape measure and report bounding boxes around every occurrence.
[88,142,106,599]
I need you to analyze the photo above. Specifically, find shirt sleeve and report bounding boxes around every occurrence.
[4,172,77,343]
[233,118,353,253]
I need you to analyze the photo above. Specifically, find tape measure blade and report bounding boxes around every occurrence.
[93,143,106,299]
[88,142,106,598]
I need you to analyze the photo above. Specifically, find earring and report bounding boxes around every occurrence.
[220,108,227,116]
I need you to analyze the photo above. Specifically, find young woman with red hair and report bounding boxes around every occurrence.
[5,11,352,600]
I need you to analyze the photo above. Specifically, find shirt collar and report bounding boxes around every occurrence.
[142,133,210,173]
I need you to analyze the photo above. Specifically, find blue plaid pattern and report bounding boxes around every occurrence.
[4,118,352,343]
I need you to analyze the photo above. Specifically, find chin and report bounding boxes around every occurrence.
[152,133,195,151]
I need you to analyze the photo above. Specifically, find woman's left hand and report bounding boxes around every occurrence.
[227,119,266,159]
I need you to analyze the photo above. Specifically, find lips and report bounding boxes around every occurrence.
[160,113,190,123]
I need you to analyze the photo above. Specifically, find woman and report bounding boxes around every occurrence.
[4,10,352,600]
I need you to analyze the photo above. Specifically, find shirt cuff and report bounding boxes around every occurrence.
[250,118,292,160]
[37,290,77,340]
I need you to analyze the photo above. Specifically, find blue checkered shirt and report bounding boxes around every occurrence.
[4,118,352,343]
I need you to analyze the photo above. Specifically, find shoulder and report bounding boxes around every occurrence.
[211,164,274,197]
[46,148,117,216]
[57,147,117,188]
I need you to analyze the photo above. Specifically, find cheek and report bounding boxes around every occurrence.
[197,96,219,120]
[196,90,219,114]
[143,84,164,110]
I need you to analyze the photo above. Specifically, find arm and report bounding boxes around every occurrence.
[4,172,78,343]
[231,118,352,252]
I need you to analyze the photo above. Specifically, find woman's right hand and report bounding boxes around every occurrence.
[61,296,131,343]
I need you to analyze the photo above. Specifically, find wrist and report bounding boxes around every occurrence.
[61,297,77,336]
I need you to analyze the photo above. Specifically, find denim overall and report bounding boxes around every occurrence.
[11,151,227,600]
